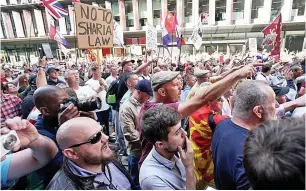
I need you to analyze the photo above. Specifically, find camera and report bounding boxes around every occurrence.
[1,130,20,158]
[59,97,102,113]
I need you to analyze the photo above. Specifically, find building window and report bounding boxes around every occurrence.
[139,0,147,28]
[251,0,264,19]
[271,0,284,20]
[229,44,243,54]
[125,0,134,29]
[112,1,120,24]
[184,0,192,25]
[233,0,245,23]
[218,44,227,54]
[153,0,161,26]
[199,0,209,24]
[215,0,226,21]
[292,0,305,17]
[168,0,176,14]
[285,35,304,52]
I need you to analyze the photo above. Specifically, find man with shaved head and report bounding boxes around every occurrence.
[47,117,135,190]
[212,80,276,190]
[33,85,81,187]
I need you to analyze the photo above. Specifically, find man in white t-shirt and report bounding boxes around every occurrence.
[255,64,271,84]
[85,68,112,136]
[65,69,111,136]
[106,66,118,87]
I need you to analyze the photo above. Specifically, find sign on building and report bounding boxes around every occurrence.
[74,3,113,49]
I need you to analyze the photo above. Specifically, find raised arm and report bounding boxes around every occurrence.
[2,117,58,182]
[133,61,152,75]
[178,65,255,118]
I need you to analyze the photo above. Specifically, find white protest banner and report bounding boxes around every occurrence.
[249,38,257,53]
[146,24,157,52]
[74,2,113,49]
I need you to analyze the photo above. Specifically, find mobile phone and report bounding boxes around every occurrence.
[1,130,20,158]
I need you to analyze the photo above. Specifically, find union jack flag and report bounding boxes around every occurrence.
[41,0,68,20]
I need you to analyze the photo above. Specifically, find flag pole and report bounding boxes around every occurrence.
[171,34,174,61]
[178,28,185,64]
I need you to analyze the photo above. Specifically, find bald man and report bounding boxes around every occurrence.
[33,85,80,187]
[47,117,136,190]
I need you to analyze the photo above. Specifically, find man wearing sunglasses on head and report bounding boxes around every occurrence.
[47,117,136,190]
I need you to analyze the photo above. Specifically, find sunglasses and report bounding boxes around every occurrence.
[69,131,103,148]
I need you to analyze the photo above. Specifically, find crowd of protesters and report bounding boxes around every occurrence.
[0,48,305,190]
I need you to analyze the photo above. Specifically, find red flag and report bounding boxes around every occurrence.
[165,11,176,34]
[262,14,282,62]
[181,37,185,45]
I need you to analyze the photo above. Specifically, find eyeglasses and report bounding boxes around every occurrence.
[69,131,103,148]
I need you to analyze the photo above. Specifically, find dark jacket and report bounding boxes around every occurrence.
[47,78,65,86]
[35,115,63,188]
[21,89,35,119]
[47,158,136,190]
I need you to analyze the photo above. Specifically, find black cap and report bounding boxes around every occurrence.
[270,85,289,96]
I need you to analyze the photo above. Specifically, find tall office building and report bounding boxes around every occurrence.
[0,0,305,63]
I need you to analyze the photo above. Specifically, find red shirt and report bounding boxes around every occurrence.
[1,93,22,123]
[137,101,180,169]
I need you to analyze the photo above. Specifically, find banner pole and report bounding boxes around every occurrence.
[96,49,102,79]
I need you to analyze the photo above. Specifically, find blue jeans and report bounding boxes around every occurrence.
[128,155,141,190]
[114,110,126,153]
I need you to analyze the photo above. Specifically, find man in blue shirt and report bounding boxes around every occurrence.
[33,85,81,187]
[212,80,276,190]
[1,117,58,188]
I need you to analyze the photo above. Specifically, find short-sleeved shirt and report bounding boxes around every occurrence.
[139,147,186,190]
[212,118,250,190]
[1,154,15,188]
[137,101,180,169]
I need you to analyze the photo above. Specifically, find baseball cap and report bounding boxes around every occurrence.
[270,85,289,96]
[4,68,11,72]
[28,75,37,85]
[47,67,59,74]
[135,80,153,96]
[121,60,134,68]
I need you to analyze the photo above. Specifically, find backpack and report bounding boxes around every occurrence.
[106,74,129,107]
[106,79,120,106]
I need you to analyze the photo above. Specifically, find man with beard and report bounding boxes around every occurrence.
[33,85,81,187]
[212,80,276,190]
[47,117,135,190]
[139,106,196,190]
[137,65,255,168]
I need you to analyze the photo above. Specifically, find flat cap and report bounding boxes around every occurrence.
[194,70,210,78]
[151,71,179,91]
